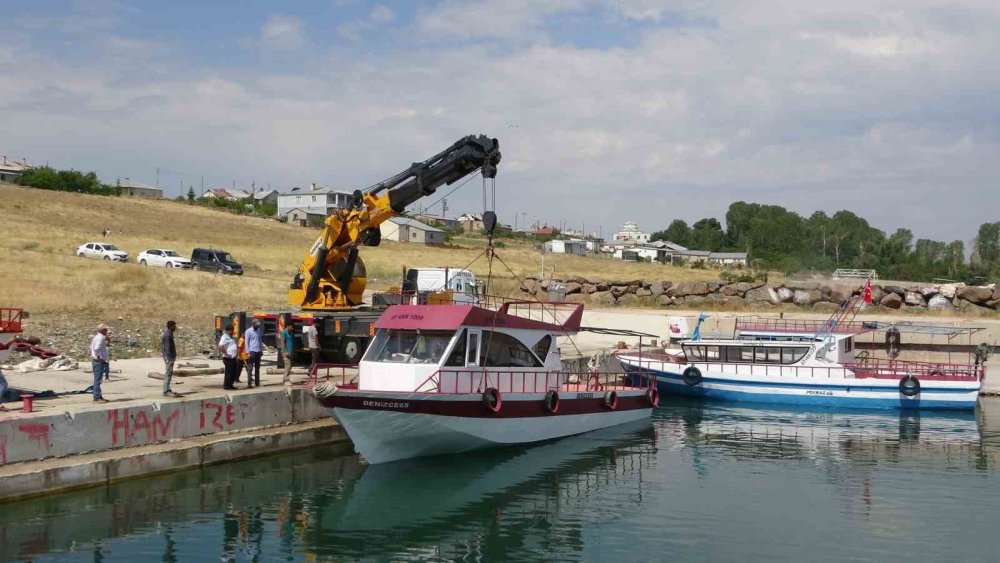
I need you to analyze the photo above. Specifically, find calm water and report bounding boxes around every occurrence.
[3,398,1000,562]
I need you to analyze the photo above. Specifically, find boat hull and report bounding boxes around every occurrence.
[321,391,653,464]
[620,360,979,410]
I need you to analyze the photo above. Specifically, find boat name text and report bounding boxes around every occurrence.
[362,400,411,409]
[576,393,594,399]
[805,390,834,396]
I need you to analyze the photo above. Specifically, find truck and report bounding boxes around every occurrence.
[217,134,501,365]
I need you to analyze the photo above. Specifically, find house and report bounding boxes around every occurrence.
[277,184,354,219]
[544,239,588,255]
[380,216,445,245]
[0,156,30,183]
[253,189,279,205]
[119,178,163,199]
[533,226,555,237]
[613,245,664,262]
[414,213,461,231]
[457,213,484,233]
[707,252,749,267]
[285,208,328,227]
[202,188,255,201]
[612,221,650,244]
[662,249,749,268]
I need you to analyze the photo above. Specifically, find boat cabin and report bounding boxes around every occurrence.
[681,332,857,366]
[357,303,582,393]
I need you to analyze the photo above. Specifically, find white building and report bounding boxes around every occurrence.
[380,216,445,245]
[612,221,650,244]
[119,178,163,199]
[544,239,588,255]
[0,156,30,183]
[277,184,354,219]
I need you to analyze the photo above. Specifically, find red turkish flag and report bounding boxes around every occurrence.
[863,280,873,304]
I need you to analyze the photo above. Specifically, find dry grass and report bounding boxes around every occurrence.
[0,183,730,323]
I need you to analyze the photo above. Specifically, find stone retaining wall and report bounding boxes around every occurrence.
[518,277,1000,315]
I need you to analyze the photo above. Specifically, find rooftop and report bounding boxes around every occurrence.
[389,216,443,232]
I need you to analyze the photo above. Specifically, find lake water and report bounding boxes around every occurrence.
[2,397,999,562]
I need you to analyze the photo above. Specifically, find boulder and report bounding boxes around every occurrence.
[956,299,994,316]
[883,285,906,296]
[927,294,955,312]
[610,285,631,297]
[669,281,711,297]
[564,282,583,295]
[564,293,586,303]
[828,284,853,305]
[904,291,926,307]
[793,289,822,306]
[880,293,903,309]
[783,280,821,291]
[535,287,548,300]
[745,286,778,304]
[994,286,1000,300]
[986,298,1000,311]
[938,283,958,299]
[775,287,794,303]
[919,286,939,298]
[721,284,742,297]
[707,281,722,293]
[617,293,642,307]
[596,281,610,292]
[540,279,552,290]
[957,286,994,305]
[869,285,885,304]
[655,295,674,307]
[587,278,603,286]
[650,281,667,296]
[720,295,746,308]
[581,284,597,295]
[636,288,653,297]
[641,280,652,290]
[589,291,616,306]
[521,279,538,294]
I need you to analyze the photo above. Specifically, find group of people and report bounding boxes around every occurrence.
[217,317,320,390]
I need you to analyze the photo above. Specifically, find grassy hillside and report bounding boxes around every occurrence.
[0,184,726,356]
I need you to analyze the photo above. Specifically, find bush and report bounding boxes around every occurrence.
[18,166,119,195]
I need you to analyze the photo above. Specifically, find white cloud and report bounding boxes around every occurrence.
[415,0,587,40]
[370,5,395,23]
[261,14,304,51]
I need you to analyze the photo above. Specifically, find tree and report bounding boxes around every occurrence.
[651,220,691,247]
[187,186,196,202]
[973,222,1000,273]
[944,240,965,279]
[806,211,833,258]
[690,218,724,251]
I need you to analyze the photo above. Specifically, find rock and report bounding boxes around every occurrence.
[670,281,711,297]
[904,291,926,307]
[587,278,603,285]
[650,281,667,296]
[707,281,722,293]
[660,281,674,292]
[775,287,794,303]
[938,283,958,299]
[596,281,609,292]
[610,285,630,298]
[986,298,1000,310]
[563,282,582,295]
[920,286,939,298]
[564,293,586,303]
[540,279,552,290]
[869,286,885,304]
[783,280,821,291]
[745,286,777,304]
[581,284,596,295]
[521,279,538,294]
[956,299,994,316]
[793,289,822,305]
[721,284,742,297]
[617,293,642,307]
[927,294,955,311]
[880,293,903,309]
[535,287,548,300]
[883,285,905,296]
[589,291,616,306]
[655,295,673,307]
[636,288,652,297]
[957,286,993,305]
[828,285,852,304]
[720,295,745,308]
[641,280,652,290]
[994,287,1000,300]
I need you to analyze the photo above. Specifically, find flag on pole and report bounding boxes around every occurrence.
[862,279,873,304]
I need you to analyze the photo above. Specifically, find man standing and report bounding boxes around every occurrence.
[245,319,263,388]
[90,324,110,403]
[280,321,295,385]
[303,318,321,370]
[162,320,180,397]
[218,324,238,390]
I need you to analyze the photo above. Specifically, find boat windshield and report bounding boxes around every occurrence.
[363,329,456,364]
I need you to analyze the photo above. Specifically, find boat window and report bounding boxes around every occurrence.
[725,346,753,363]
[467,332,479,366]
[445,329,467,366]
[532,335,553,361]
[843,338,853,352]
[754,347,782,363]
[704,346,720,361]
[363,329,456,364]
[684,345,704,361]
[480,330,543,368]
[780,347,808,364]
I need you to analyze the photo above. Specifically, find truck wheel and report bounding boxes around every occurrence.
[340,337,363,364]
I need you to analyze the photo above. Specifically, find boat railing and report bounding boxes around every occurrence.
[417,369,643,395]
[735,316,873,335]
[621,355,984,382]
[0,308,24,333]
[308,363,358,388]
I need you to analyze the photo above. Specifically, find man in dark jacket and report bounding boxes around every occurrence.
[162,320,180,397]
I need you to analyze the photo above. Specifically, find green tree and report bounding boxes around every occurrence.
[187,186,196,202]
[973,222,1000,273]
[690,218,724,251]
[651,219,692,247]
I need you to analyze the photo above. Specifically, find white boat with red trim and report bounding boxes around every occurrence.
[313,302,658,464]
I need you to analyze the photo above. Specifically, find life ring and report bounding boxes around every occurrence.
[603,390,618,410]
[544,390,560,414]
[646,387,660,407]
[482,387,502,413]
[899,375,920,397]
[682,366,703,386]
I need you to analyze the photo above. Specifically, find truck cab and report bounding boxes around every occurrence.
[402,268,482,305]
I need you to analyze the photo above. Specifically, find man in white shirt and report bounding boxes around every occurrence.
[218,324,239,390]
[303,318,321,369]
[90,324,110,403]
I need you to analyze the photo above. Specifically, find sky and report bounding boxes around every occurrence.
[2,0,998,243]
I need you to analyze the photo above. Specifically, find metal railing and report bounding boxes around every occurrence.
[308,363,358,388]
[735,316,874,335]
[832,269,878,281]
[0,308,23,333]
[846,357,984,381]
[417,369,646,395]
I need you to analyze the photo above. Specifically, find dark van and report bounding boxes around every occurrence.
[191,248,243,275]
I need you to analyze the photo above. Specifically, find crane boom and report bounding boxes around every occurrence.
[289,135,501,311]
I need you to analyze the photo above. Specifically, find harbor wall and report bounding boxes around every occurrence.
[0,388,328,466]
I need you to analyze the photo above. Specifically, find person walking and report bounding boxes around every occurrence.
[218,324,238,390]
[90,324,110,403]
[0,366,9,412]
[161,320,180,397]
[304,318,321,371]
[245,319,263,388]
[280,321,295,385]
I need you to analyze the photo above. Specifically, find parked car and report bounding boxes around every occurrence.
[76,242,128,262]
[137,249,192,269]
[191,248,244,275]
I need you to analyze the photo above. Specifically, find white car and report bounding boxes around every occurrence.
[76,242,129,262]
[137,249,192,269]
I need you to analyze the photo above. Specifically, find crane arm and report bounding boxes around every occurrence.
[289,134,501,311]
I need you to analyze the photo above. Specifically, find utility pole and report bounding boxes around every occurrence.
[155,167,160,188]
[442,198,448,218]
[200,176,204,195]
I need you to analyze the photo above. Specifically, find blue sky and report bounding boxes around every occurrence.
[2,0,999,242]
